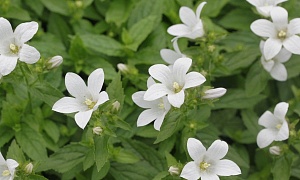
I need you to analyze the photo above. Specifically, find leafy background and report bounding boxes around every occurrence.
[0,0,300,179]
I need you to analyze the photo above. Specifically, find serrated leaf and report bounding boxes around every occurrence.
[92,161,110,180]
[43,120,60,143]
[2,5,31,21]
[105,0,134,27]
[106,73,125,110]
[1,101,21,127]
[113,119,131,131]
[7,140,26,163]
[40,0,69,15]
[94,135,109,171]
[0,125,14,148]
[23,174,48,180]
[272,155,292,180]
[83,147,94,171]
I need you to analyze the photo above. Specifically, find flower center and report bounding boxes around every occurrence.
[199,161,211,171]
[2,170,10,177]
[9,43,19,54]
[278,30,287,39]
[276,123,282,130]
[173,82,182,93]
[158,102,164,109]
[84,98,96,109]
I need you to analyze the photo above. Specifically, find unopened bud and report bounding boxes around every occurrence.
[93,127,103,135]
[24,162,33,174]
[117,63,129,73]
[269,146,281,155]
[112,101,120,112]
[47,55,63,69]
[202,88,227,100]
[168,166,180,176]
[75,0,83,8]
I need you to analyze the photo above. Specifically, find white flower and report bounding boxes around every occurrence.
[52,68,109,129]
[257,102,289,148]
[202,88,227,100]
[144,58,206,108]
[167,2,207,39]
[259,41,291,81]
[0,17,40,76]
[269,146,281,155]
[246,0,287,17]
[0,152,19,180]
[250,7,300,59]
[47,55,63,69]
[132,77,171,130]
[160,39,186,65]
[180,138,241,180]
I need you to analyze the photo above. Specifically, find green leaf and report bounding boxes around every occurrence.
[43,120,60,143]
[106,73,125,110]
[272,155,292,180]
[82,57,117,80]
[48,13,73,46]
[83,147,94,171]
[0,125,14,148]
[16,124,48,161]
[1,101,21,127]
[24,0,44,16]
[92,161,110,180]
[81,34,125,57]
[7,140,26,163]
[201,0,229,18]
[113,148,140,164]
[23,174,48,180]
[131,48,164,65]
[241,110,261,136]
[105,0,134,27]
[154,112,183,144]
[94,135,109,171]
[286,55,300,78]
[40,0,69,15]
[113,119,131,131]
[1,5,31,21]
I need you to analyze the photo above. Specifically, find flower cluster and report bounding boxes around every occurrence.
[0,152,18,180]
[249,1,300,81]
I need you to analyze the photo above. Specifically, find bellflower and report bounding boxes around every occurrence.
[52,68,109,129]
[0,17,40,76]
[257,102,289,148]
[251,7,300,59]
[259,41,291,81]
[202,88,227,100]
[167,2,207,39]
[144,58,206,108]
[0,152,19,180]
[132,77,171,130]
[246,0,287,17]
[160,39,186,65]
[180,138,241,180]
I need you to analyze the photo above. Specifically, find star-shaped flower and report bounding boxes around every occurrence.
[0,17,40,76]
[246,0,287,17]
[160,39,186,65]
[144,57,206,108]
[167,2,207,39]
[52,68,109,129]
[259,40,291,81]
[132,77,171,131]
[257,102,289,148]
[250,7,300,59]
[180,138,241,180]
[0,152,19,180]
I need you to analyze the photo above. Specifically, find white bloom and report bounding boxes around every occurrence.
[132,77,171,130]
[180,138,241,180]
[168,166,180,176]
[0,17,40,76]
[269,146,281,155]
[47,55,63,69]
[144,58,206,108]
[160,39,186,65]
[251,7,300,59]
[257,102,289,148]
[246,0,287,17]
[202,88,227,100]
[117,63,129,73]
[52,68,109,129]
[167,2,207,39]
[259,41,291,81]
[0,152,19,180]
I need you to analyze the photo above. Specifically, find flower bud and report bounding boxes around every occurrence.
[112,101,120,112]
[269,146,281,155]
[75,0,83,8]
[168,166,180,176]
[47,55,63,69]
[24,162,33,174]
[117,63,129,74]
[93,127,103,135]
[202,88,227,100]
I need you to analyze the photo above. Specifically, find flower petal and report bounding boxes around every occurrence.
[250,19,277,38]
[0,152,6,165]
[180,161,201,180]
[256,6,273,17]
[287,18,300,35]
[200,173,220,180]
[88,68,104,97]
[187,138,206,163]
[160,49,182,65]
[6,159,19,172]
[270,62,287,81]
[264,38,282,60]
[202,88,227,99]
[137,109,160,127]
[149,64,172,85]
[274,102,289,120]
[275,120,289,141]
[196,2,207,18]
[0,17,13,41]
[0,55,18,76]
[94,91,109,109]
[65,72,88,100]
[167,24,191,37]
[261,56,274,72]
[147,76,156,88]
[258,111,278,128]
[184,72,206,89]
[14,21,38,43]
[168,90,184,108]
[52,97,87,113]
[246,0,261,6]
[270,7,288,29]
[154,111,167,131]
[144,83,170,101]
[132,91,152,108]
[19,44,40,64]
[274,48,292,63]
[75,110,93,129]
[283,35,300,55]
[172,57,192,85]
[206,140,228,161]
[179,7,197,26]
[257,128,277,148]
[214,159,241,176]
